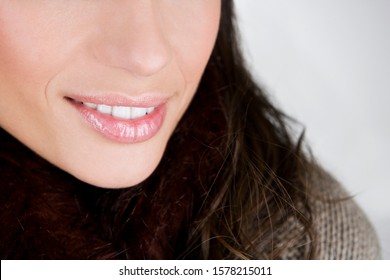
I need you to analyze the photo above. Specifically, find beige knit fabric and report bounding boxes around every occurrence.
[282,166,381,259]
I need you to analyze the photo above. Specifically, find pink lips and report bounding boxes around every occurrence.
[68,95,166,143]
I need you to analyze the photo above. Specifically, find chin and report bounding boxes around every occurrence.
[58,150,163,189]
[71,165,157,189]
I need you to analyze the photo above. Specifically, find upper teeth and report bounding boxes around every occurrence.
[83,102,155,120]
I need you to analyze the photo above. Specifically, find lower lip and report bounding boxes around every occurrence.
[71,102,166,143]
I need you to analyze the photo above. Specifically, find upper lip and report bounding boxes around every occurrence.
[66,93,169,108]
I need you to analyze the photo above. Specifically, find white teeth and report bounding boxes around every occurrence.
[132,107,148,119]
[83,102,155,120]
[112,106,131,119]
[146,107,155,114]
[84,102,98,109]
[97,104,112,115]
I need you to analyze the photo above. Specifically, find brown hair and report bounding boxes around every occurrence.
[181,0,316,259]
[0,0,316,259]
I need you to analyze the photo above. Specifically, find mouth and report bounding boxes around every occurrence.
[79,101,156,120]
[66,95,166,144]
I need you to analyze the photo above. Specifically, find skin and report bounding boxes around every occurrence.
[0,0,221,188]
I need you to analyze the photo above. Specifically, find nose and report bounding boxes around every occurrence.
[92,1,172,77]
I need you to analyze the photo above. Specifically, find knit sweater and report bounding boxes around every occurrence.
[280,166,381,259]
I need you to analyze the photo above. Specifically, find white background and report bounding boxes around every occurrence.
[234,0,390,259]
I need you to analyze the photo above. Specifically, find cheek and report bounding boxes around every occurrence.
[0,18,52,140]
[0,21,55,106]
[0,22,38,89]
[167,3,221,88]
[0,4,80,91]
[0,3,89,134]
[0,5,76,148]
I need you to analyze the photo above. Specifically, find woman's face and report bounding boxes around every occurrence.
[0,1,221,188]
